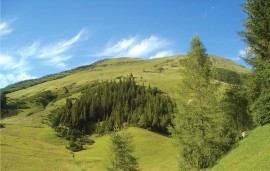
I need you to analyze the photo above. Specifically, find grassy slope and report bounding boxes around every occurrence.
[1,55,253,170]
[210,124,270,171]
[1,124,177,171]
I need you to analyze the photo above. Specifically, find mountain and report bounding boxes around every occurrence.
[1,55,260,171]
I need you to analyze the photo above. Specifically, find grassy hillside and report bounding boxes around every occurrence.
[210,124,270,171]
[0,123,177,170]
[1,55,253,170]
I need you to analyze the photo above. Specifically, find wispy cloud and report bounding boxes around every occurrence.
[38,30,84,59]
[0,54,29,71]
[149,50,174,59]
[0,73,36,88]
[97,35,173,58]
[0,54,36,88]
[17,30,86,68]
[0,22,13,36]
[18,42,40,57]
[100,36,137,56]
[0,29,86,87]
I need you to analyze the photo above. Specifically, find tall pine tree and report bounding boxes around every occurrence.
[170,35,231,170]
[240,0,270,125]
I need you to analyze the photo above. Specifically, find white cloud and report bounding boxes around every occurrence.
[0,54,14,70]
[0,53,35,88]
[239,47,251,57]
[0,54,28,71]
[149,50,174,59]
[44,55,72,68]
[0,22,13,36]
[100,37,137,56]
[16,30,85,68]
[127,36,169,57]
[0,28,86,87]
[33,30,85,68]
[0,73,36,88]
[232,47,252,61]
[38,30,84,59]
[97,35,172,58]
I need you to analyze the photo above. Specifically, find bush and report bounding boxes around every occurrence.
[66,137,83,152]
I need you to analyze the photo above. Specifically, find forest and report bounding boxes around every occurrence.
[48,74,175,151]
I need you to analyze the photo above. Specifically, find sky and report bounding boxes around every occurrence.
[0,0,248,88]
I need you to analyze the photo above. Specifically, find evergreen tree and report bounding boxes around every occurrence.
[170,35,231,170]
[1,92,7,109]
[240,0,270,125]
[222,83,252,135]
[107,131,139,171]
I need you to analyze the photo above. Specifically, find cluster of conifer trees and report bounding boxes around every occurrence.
[49,74,175,137]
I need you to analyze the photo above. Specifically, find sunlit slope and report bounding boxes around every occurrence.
[0,124,177,171]
[210,124,270,171]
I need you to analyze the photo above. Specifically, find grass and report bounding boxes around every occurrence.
[1,55,254,170]
[210,124,270,171]
[0,123,177,170]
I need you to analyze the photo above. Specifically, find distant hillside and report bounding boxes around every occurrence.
[0,59,108,94]
[4,55,249,99]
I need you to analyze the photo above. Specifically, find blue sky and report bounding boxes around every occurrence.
[1,0,248,88]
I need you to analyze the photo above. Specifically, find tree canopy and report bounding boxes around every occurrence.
[240,0,270,125]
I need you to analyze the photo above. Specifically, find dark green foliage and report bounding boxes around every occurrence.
[50,74,175,135]
[29,91,57,109]
[213,68,242,84]
[240,0,270,64]
[107,131,139,171]
[53,125,85,151]
[1,90,57,118]
[1,109,20,118]
[54,126,82,140]
[170,35,234,170]
[222,84,253,134]
[240,0,270,125]
[1,92,7,109]
[66,136,83,152]
[1,92,24,118]
[250,88,270,125]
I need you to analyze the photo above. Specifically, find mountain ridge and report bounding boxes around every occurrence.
[3,54,248,97]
